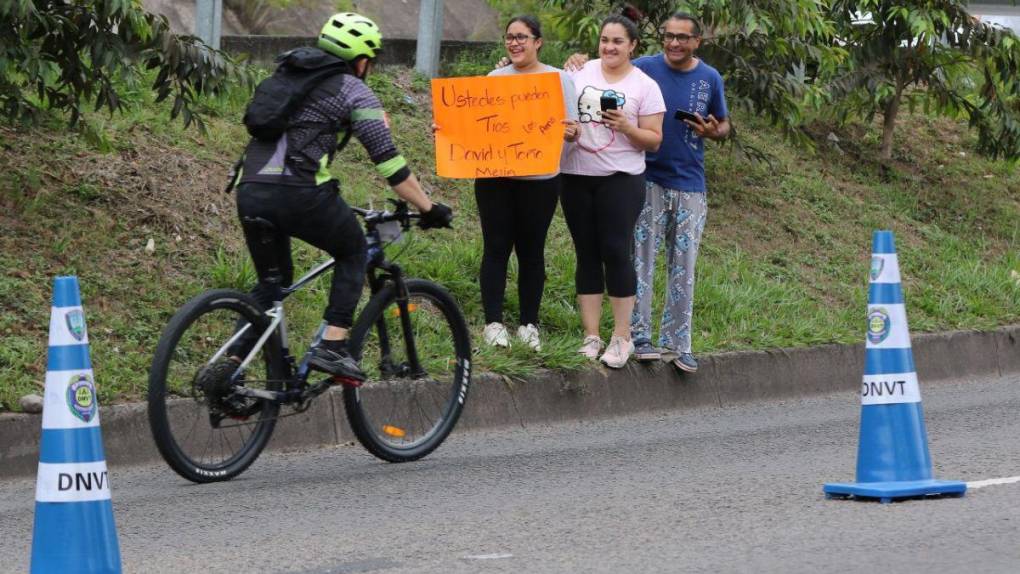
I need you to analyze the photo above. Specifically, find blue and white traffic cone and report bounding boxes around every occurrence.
[824,231,966,503]
[30,276,121,573]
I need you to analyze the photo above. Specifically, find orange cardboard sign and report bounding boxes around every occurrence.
[431,72,565,178]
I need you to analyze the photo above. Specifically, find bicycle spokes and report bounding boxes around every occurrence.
[359,304,455,442]
[151,298,282,479]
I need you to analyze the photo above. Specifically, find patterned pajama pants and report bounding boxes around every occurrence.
[630,181,708,353]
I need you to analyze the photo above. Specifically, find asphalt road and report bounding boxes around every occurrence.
[2,374,1019,573]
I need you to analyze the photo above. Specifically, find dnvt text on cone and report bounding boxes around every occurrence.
[824,231,965,503]
[31,276,121,573]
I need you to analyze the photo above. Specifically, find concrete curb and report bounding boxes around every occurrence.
[2,325,1017,478]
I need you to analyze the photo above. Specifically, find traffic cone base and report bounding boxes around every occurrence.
[823,479,966,502]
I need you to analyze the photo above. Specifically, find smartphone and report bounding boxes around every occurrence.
[675,109,701,123]
[600,95,619,112]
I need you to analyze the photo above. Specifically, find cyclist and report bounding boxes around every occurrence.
[232,12,453,381]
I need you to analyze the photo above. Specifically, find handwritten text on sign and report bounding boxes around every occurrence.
[432,72,565,178]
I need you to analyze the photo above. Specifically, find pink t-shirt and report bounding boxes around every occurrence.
[561,60,666,176]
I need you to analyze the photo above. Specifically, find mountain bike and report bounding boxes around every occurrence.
[147,199,471,483]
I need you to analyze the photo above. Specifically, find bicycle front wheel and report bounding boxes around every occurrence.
[148,289,285,483]
[345,279,472,462]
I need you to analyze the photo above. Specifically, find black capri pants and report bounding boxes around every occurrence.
[560,172,646,298]
[236,181,367,328]
[474,175,560,326]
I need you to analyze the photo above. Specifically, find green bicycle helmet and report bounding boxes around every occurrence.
[318,12,382,62]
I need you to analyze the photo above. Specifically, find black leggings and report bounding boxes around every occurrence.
[236,182,366,328]
[560,172,645,298]
[474,176,560,326]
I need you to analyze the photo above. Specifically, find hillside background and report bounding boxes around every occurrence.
[0,1,1017,411]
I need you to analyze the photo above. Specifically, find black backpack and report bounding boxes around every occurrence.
[243,47,350,141]
[226,47,354,193]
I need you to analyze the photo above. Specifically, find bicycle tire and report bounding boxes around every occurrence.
[147,289,285,483]
[344,279,472,462]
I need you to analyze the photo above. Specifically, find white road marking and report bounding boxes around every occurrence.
[966,476,1020,490]
[462,553,514,560]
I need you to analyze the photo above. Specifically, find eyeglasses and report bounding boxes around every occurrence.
[504,33,537,45]
[662,32,698,44]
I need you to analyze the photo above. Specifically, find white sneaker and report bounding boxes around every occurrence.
[517,324,542,351]
[482,322,511,348]
[599,335,634,369]
[578,335,604,359]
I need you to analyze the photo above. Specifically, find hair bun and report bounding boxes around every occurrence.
[621,4,644,22]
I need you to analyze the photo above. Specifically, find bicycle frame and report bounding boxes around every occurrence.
[216,206,425,406]
[148,196,468,482]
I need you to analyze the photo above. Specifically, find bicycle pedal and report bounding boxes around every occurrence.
[332,376,363,388]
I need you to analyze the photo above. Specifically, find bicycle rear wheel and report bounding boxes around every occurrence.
[345,279,472,462]
[148,289,285,483]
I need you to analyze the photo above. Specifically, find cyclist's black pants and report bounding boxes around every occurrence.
[236,182,366,329]
[560,172,645,297]
[474,175,560,326]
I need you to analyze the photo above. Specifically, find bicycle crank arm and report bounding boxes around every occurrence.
[300,380,333,402]
[234,387,287,402]
[232,382,336,409]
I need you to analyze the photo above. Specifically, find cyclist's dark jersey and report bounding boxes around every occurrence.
[239,73,411,188]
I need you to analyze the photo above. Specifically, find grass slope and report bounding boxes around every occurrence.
[0,66,1017,410]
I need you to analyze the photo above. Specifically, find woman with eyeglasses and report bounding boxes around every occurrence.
[559,14,665,368]
[470,15,578,351]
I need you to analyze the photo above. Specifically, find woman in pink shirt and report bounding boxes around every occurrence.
[560,14,665,368]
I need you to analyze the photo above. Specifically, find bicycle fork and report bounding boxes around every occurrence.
[373,264,425,379]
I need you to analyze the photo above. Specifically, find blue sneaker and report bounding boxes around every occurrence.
[633,339,661,362]
[672,352,698,373]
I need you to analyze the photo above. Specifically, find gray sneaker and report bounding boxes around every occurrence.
[672,352,698,373]
[633,339,661,362]
[309,343,367,382]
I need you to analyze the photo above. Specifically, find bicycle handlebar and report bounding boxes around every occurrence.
[351,199,420,228]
